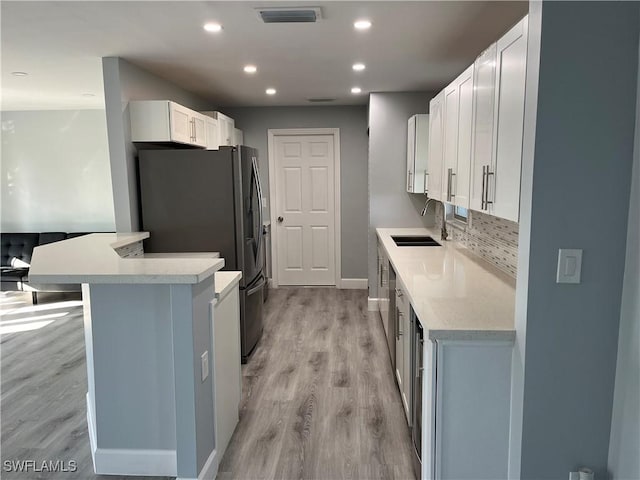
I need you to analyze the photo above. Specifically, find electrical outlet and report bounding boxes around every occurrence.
[201,351,209,382]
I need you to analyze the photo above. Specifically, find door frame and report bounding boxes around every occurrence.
[267,128,341,288]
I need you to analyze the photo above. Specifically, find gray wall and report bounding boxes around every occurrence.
[1,109,115,232]
[608,31,640,478]
[102,57,215,232]
[368,92,437,297]
[221,105,369,280]
[510,3,639,479]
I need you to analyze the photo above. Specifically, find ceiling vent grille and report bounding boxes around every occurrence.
[307,98,335,103]
[257,7,322,23]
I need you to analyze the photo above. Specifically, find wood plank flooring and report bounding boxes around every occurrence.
[218,288,414,480]
[1,288,414,480]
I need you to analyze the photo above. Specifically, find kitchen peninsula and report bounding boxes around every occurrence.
[28,233,225,479]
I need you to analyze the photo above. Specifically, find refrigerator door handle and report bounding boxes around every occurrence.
[252,156,264,261]
[246,275,266,296]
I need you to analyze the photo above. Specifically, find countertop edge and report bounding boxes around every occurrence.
[215,271,242,301]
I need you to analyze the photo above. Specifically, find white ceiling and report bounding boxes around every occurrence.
[1,1,528,110]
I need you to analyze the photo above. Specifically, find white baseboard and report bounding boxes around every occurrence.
[339,278,368,289]
[87,393,177,476]
[176,448,218,480]
[94,447,177,476]
[368,297,380,311]
[86,394,97,470]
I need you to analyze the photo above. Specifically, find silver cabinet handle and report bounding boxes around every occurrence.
[415,335,421,379]
[481,165,487,210]
[485,166,494,208]
[408,170,413,191]
[424,171,429,195]
[398,311,403,336]
[447,168,456,202]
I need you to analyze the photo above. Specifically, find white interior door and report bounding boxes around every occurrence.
[274,134,336,285]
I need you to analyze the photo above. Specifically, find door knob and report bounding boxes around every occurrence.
[277,216,284,223]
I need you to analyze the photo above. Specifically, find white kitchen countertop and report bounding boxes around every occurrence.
[377,227,516,341]
[215,271,242,301]
[29,233,225,285]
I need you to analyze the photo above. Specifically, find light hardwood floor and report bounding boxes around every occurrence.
[1,289,414,480]
[218,288,414,480]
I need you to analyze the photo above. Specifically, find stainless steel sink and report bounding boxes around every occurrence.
[391,235,441,247]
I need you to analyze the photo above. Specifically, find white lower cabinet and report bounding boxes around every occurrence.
[395,284,412,423]
[421,337,513,480]
[211,277,242,462]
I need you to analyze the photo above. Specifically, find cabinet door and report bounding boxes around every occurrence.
[407,115,416,192]
[491,16,528,222]
[427,91,445,201]
[168,102,192,144]
[234,128,244,145]
[442,83,459,203]
[470,43,498,212]
[205,116,220,150]
[377,247,384,316]
[454,65,474,209]
[403,310,412,424]
[395,305,404,397]
[191,113,207,147]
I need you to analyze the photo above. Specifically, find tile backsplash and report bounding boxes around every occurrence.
[434,202,519,278]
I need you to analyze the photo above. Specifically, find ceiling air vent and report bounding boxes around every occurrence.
[257,7,322,23]
[307,98,336,103]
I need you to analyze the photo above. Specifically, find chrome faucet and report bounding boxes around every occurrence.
[440,202,448,241]
[421,197,448,241]
[421,197,436,216]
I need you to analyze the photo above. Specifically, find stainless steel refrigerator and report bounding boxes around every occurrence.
[138,146,265,361]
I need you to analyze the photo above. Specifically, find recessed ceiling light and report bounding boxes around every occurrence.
[354,19,372,30]
[11,71,28,76]
[203,23,223,33]
[351,87,362,94]
[266,88,277,95]
[244,65,257,74]
[352,63,366,72]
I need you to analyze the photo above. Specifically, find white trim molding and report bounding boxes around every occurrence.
[86,393,97,470]
[340,278,368,289]
[88,394,178,477]
[267,128,341,288]
[93,448,177,477]
[368,297,380,311]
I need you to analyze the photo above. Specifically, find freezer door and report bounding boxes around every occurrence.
[240,273,265,361]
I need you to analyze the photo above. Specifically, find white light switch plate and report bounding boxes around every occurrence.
[201,351,209,382]
[557,249,583,284]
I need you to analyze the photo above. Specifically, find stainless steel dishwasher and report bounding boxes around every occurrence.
[387,264,396,370]
[411,308,424,479]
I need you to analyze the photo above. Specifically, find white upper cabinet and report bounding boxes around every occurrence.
[204,115,220,150]
[442,64,474,209]
[130,100,207,148]
[233,128,244,146]
[201,111,236,147]
[427,91,445,201]
[407,114,429,193]
[470,43,498,212]
[470,16,528,222]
